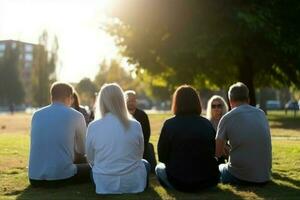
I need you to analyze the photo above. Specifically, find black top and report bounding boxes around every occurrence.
[132,108,151,148]
[158,115,220,192]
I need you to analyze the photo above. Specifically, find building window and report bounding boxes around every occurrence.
[0,43,5,51]
[12,42,17,49]
[25,44,33,52]
[25,53,33,61]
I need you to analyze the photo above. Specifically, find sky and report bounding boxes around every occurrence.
[0,0,121,82]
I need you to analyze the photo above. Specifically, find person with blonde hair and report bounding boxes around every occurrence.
[86,83,150,194]
[206,95,229,130]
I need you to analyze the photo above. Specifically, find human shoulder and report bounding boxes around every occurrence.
[161,116,177,127]
[68,107,85,119]
[135,108,148,118]
[129,117,142,128]
[32,105,51,118]
[87,118,104,129]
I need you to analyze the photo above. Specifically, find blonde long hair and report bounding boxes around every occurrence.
[206,95,228,120]
[95,83,130,129]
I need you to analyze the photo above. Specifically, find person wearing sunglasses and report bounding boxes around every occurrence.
[206,95,229,131]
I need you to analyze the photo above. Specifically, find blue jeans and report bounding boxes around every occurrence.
[142,159,151,190]
[219,164,269,186]
[155,163,174,189]
[219,164,245,184]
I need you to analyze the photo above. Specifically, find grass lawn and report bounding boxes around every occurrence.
[0,111,299,199]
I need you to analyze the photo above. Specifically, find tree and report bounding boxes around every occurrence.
[106,0,300,105]
[75,78,97,107]
[0,44,25,105]
[94,59,136,90]
[31,31,58,106]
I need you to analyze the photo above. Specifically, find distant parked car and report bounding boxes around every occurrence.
[285,100,299,110]
[266,100,281,110]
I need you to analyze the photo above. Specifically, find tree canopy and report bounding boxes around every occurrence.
[75,77,97,107]
[31,31,58,106]
[106,0,300,105]
[0,44,25,105]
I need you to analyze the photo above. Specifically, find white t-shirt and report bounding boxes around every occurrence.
[86,113,147,194]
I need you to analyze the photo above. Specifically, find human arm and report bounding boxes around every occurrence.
[74,114,87,158]
[86,125,94,166]
[215,117,229,158]
[157,122,170,163]
[141,112,151,145]
[137,123,144,159]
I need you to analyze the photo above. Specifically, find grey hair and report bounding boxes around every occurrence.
[228,82,249,102]
[206,95,229,120]
[95,83,130,129]
[124,90,136,99]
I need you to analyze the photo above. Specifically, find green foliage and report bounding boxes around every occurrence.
[94,59,138,90]
[106,0,300,105]
[31,31,58,107]
[0,45,25,104]
[75,78,97,107]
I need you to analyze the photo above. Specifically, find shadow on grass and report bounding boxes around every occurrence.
[268,113,300,130]
[230,173,300,199]
[272,172,300,188]
[13,176,244,200]
[148,177,244,199]
[10,173,300,199]
[14,180,164,200]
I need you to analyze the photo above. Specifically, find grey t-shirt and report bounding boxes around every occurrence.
[216,104,272,182]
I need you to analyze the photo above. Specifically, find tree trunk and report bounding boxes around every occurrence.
[238,56,256,106]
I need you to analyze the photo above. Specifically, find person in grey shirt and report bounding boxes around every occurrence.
[215,82,272,185]
[29,82,90,187]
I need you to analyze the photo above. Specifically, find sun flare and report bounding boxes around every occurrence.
[0,0,120,82]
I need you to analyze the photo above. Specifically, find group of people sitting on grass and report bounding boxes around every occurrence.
[28,81,272,194]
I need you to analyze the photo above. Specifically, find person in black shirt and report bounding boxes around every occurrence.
[125,90,156,172]
[71,91,90,126]
[156,85,220,192]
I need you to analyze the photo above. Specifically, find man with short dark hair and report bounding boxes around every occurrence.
[29,82,90,187]
[215,82,272,185]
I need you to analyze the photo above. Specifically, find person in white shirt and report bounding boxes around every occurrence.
[86,83,150,194]
[29,82,90,187]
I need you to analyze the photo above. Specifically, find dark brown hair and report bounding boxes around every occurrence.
[172,85,202,115]
[71,91,80,111]
[50,82,73,101]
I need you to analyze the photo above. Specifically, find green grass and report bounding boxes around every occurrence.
[0,112,300,199]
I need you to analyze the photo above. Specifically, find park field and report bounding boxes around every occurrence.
[0,111,299,199]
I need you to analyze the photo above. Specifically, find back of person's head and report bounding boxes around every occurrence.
[228,82,249,102]
[71,91,80,111]
[97,83,130,129]
[172,85,202,115]
[50,82,74,102]
[206,95,229,120]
